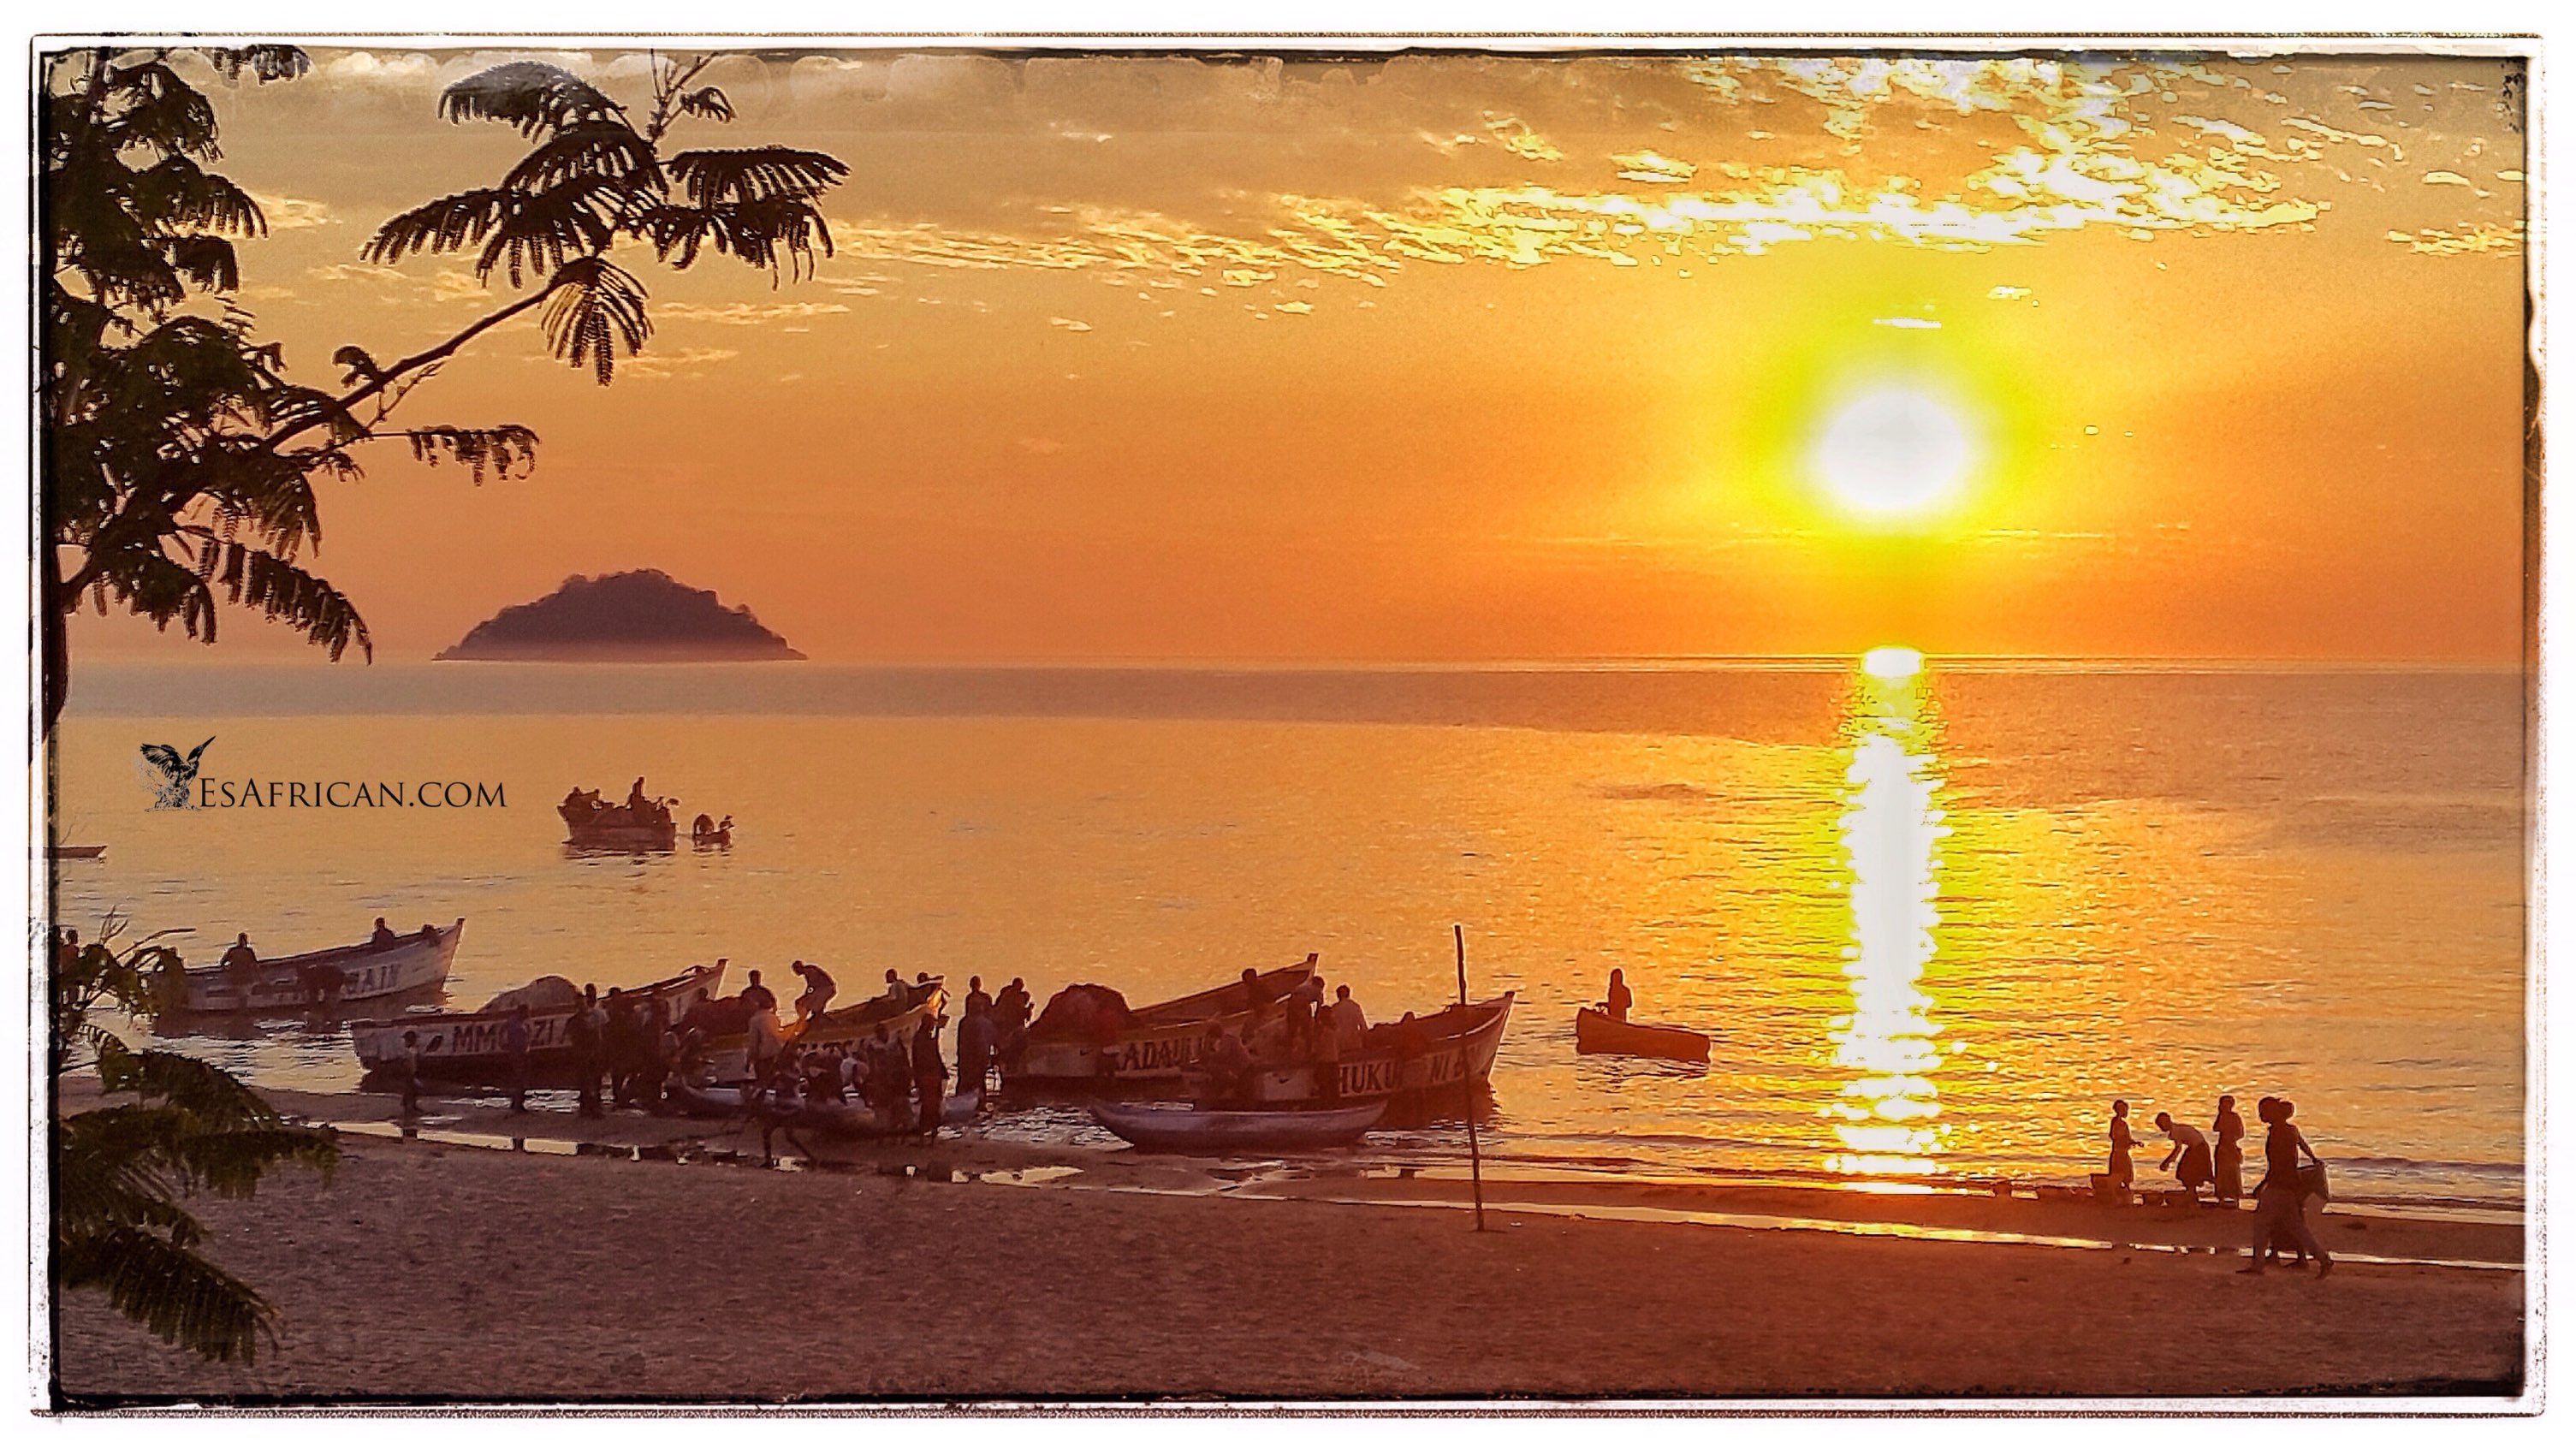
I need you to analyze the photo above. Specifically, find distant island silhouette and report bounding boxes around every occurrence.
[437,569,804,662]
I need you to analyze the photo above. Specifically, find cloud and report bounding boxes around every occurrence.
[656,300,855,325]
[1048,317,1093,331]
[614,346,741,379]
[247,192,335,229]
[1873,317,1940,329]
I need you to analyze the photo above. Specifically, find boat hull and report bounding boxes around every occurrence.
[1243,993,1516,1104]
[350,961,726,1083]
[696,982,947,1084]
[163,921,464,1017]
[1011,957,1319,1085]
[1574,1007,1710,1062]
[1089,1100,1386,1151]
[565,822,677,852]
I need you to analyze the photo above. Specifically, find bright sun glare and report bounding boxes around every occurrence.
[1811,387,1973,520]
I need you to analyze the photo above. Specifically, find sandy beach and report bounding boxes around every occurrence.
[50,1086,2526,1404]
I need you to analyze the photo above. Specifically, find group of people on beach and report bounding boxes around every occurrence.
[734,970,1036,1138]
[2107,1093,2334,1277]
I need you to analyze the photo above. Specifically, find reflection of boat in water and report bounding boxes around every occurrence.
[1011,955,1320,1087]
[690,813,733,848]
[350,960,727,1084]
[157,920,463,1017]
[1242,993,1516,1104]
[1574,1007,1710,1063]
[1089,1099,1385,1152]
[667,1081,982,1132]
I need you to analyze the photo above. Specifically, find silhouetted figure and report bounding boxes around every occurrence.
[399,1030,424,1115]
[627,777,650,815]
[964,975,993,1023]
[912,1016,948,1138]
[219,932,258,990]
[739,969,777,1016]
[1329,984,1368,1052]
[2239,1097,2332,1277]
[604,988,639,1107]
[370,916,398,949]
[2155,1111,2214,1197]
[1205,1026,1255,1104]
[1285,972,1325,1051]
[2212,1095,2247,1202]
[1312,1003,1344,1102]
[502,1004,533,1113]
[2105,1099,2137,1196]
[791,959,835,1024]
[1603,969,1633,1023]
[568,984,607,1119]
[957,1000,999,1097]
[878,969,909,1007]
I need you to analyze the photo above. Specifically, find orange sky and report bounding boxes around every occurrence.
[66,47,2531,664]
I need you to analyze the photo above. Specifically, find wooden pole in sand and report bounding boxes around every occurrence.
[1455,923,1487,1232]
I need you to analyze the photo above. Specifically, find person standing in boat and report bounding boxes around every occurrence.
[369,917,399,949]
[502,1004,534,1114]
[739,969,778,1018]
[2240,1097,2332,1277]
[1328,984,1368,1054]
[1285,973,1325,1054]
[2212,1095,2247,1203]
[2105,1100,2138,1197]
[878,969,911,1009]
[790,959,836,1026]
[1602,969,1634,1023]
[2154,1111,2215,1199]
[911,1015,949,1138]
[219,932,259,992]
[1311,1006,1344,1102]
[626,777,650,817]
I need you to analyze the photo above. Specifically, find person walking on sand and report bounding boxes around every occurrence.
[2212,1095,2247,1203]
[790,959,836,1026]
[2155,1112,2214,1198]
[1603,968,1634,1023]
[2106,1100,2137,1195]
[2239,1097,2332,1278]
[911,1016,949,1139]
[502,1003,534,1113]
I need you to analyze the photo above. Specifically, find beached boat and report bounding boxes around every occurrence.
[157,920,464,1017]
[1573,1007,1710,1063]
[1243,992,1516,1104]
[692,979,947,1084]
[1011,954,1320,1086]
[349,960,727,1084]
[1089,1099,1386,1151]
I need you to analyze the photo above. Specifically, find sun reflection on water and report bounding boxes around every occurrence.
[1825,651,1953,1177]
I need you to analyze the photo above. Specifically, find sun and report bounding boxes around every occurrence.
[1809,386,1975,521]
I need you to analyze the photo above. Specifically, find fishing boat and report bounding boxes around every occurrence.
[1089,1099,1386,1151]
[349,959,727,1084]
[690,813,733,847]
[1243,992,1516,1104]
[157,919,464,1017]
[691,978,947,1084]
[1573,1007,1710,1063]
[1011,954,1320,1086]
[560,786,678,851]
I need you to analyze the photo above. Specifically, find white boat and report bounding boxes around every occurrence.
[350,960,726,1082]
[1089,1099,1386,1151]
[158,920,463,1016]
[1245,992,1516,1103]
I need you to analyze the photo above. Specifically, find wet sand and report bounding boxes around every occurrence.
[50,1087,2526,1404]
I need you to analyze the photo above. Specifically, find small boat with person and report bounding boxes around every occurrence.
[690,813,733,847]
[1089,1099,1387,1151]
[1012,954,1321,1086]
[561,779,683,852]
[1574,1006,1710,1063]
[350,959,727,1084]
[157,919,464,1017]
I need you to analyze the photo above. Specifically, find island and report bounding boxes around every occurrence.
[436,569,804,662]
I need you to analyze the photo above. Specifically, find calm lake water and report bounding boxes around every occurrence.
[50,661,2528,1209]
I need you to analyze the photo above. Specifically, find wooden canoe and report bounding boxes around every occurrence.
[1012,954,1319,1085]
[1089,1099,1386,1151]
[694,979,947,1084]
[349,959,726,1083]
[50,844,107,860]
[1243,992,1516,1104]
[159,920,463,1017]
[1574,1007,1710,1062]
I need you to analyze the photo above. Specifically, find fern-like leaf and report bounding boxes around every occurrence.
[537,257,651,383]
[440,62,623,139]
[664,146,848,208]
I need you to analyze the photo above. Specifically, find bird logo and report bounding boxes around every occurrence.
[138,737,216,809]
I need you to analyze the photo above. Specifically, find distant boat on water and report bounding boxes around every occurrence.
[1573,1007,1711,1063]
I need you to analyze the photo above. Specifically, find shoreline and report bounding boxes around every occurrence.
[50,1084,2527,1403]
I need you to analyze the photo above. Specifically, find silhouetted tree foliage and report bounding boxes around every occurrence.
[41,47,847,734]
[50,914,341,1364]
